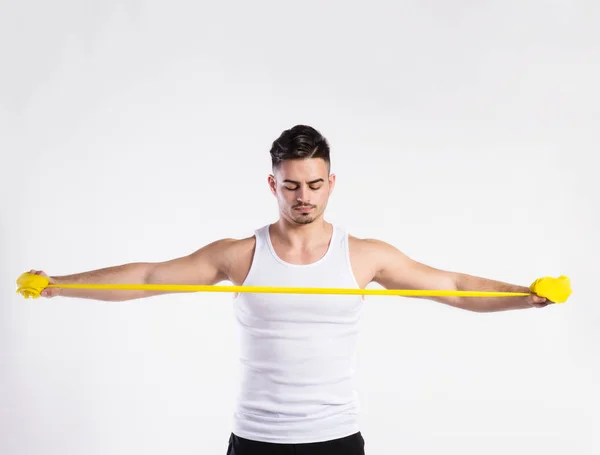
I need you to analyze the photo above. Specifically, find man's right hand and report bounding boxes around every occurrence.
[27,270,61,298]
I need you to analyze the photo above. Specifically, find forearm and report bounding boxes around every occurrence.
[452,273,534,313]
[51,263,154,302]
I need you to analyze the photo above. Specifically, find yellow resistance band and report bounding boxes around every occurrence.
[16,273,572,303]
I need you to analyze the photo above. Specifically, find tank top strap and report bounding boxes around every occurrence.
[253,225,269,250]
[328,225,348,259]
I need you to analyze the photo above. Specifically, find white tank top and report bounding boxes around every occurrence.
[231,224,364,444]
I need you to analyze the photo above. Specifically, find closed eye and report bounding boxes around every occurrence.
[282,178,325,191]
[285,185,322,191]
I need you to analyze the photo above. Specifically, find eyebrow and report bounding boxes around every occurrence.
[282,179,325,185]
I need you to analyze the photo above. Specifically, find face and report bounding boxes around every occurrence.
[268,158,336,225]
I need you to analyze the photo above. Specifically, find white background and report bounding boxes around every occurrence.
[1,1,599,454]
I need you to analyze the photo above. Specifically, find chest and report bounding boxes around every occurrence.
[228,242,375,289]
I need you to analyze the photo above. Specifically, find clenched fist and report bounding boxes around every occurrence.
[26,270,61,298]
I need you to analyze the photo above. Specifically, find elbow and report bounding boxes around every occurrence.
[442,272,462,307]
[450,272,463,292]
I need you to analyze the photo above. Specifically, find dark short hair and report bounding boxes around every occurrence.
[270,125,330,170]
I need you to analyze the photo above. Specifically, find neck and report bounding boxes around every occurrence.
[272,217,332,249]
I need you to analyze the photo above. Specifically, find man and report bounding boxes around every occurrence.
[28,125,551,454]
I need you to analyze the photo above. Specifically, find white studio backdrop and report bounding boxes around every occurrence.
[1,1,599,454]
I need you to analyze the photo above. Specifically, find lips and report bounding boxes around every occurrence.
[294,206,314,212]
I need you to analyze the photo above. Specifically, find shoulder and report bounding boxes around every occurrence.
[347,234,406,272]
[183,236,256,282]
[226,236,256,257]
[200,236,256,259]
[348,234,397,256]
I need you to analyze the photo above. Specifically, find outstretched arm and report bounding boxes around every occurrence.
[367,239,549,312]
[32,238,236,302]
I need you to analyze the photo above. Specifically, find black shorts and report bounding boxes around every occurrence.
[226,432,366,454]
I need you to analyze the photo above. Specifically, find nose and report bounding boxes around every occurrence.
[296,186,310,204]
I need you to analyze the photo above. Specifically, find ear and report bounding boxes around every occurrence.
[268,174,277,195]
[328,173,336,195]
